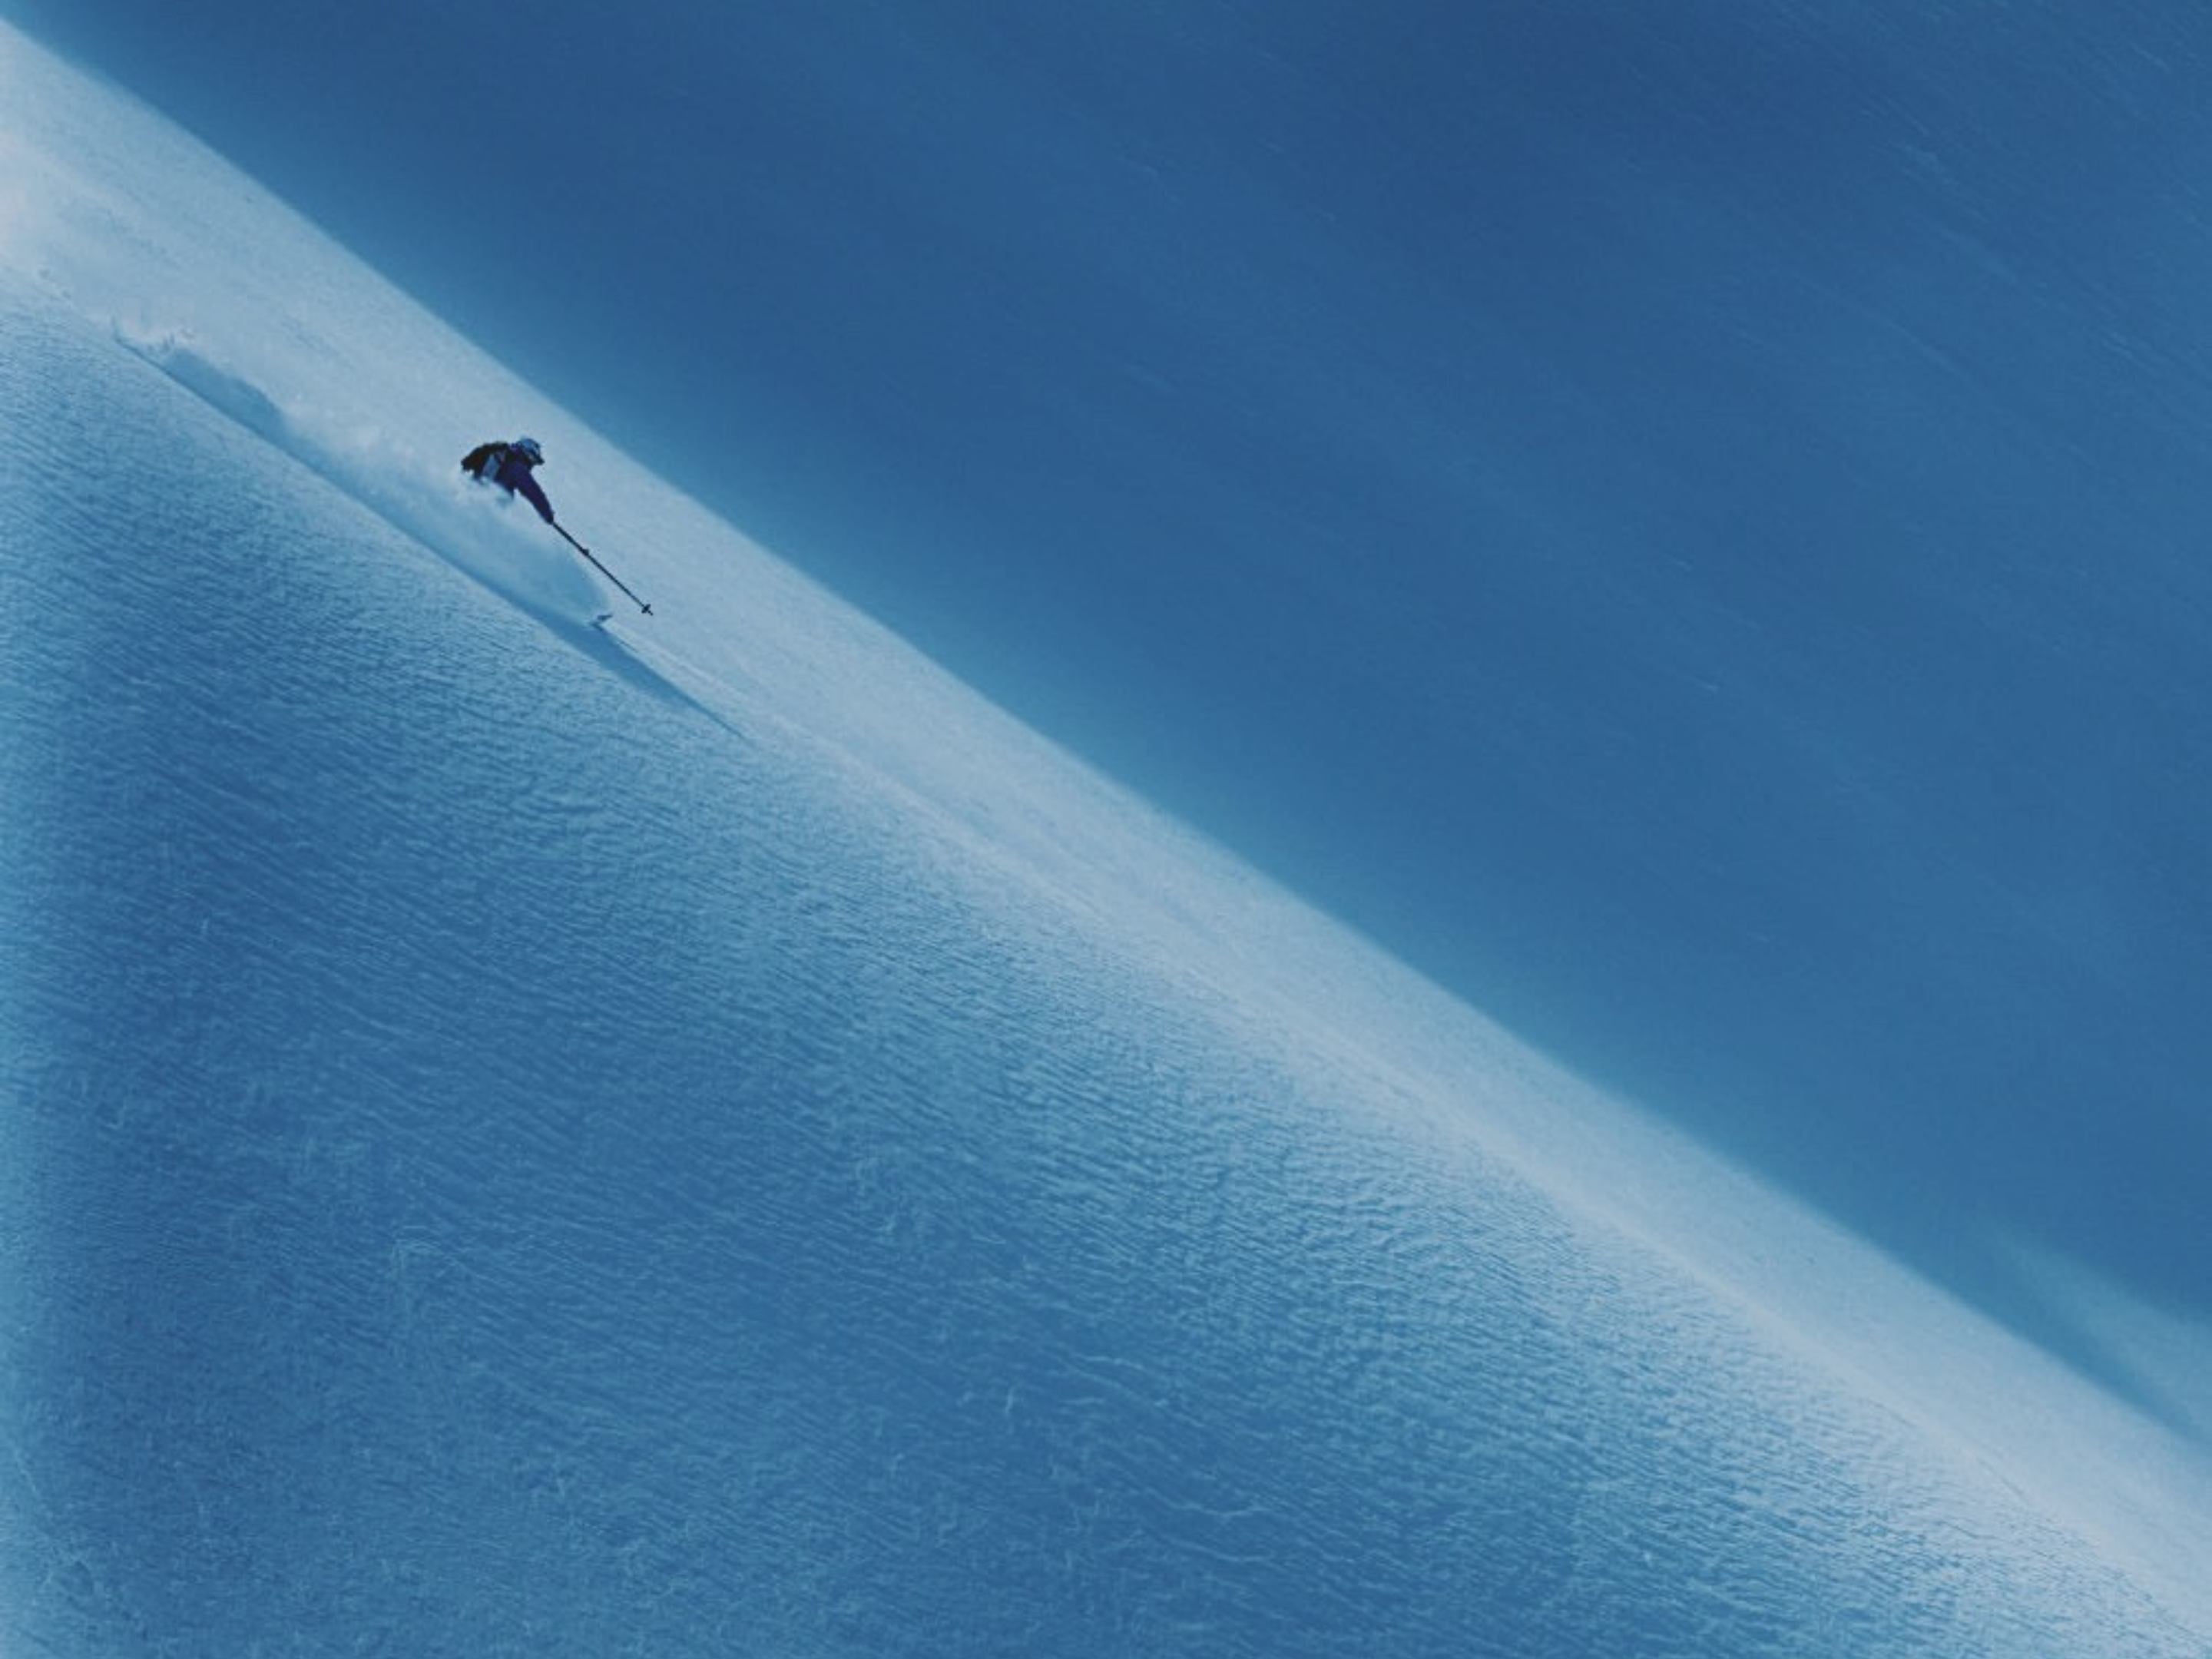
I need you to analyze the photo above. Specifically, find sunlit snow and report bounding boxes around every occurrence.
[4,22,2209,1657]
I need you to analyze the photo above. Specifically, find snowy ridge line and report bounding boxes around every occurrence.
[5,52,1234,972]
[5,15,1374,1052]
[1183,929,2212,1639]
[96,296,1334,1052]
[9,19,2212,1652]
[13,0,2212,1522]
[12,0,2210,1491]
[10,125,1353,1105]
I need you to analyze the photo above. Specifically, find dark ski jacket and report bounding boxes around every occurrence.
[462,441,555,525]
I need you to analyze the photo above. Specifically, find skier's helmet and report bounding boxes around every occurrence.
[514,436,545,465]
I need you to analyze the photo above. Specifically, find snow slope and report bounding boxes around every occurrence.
[4,25,2209,1657]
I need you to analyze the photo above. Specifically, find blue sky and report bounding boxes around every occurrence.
[12,0,2210,1363]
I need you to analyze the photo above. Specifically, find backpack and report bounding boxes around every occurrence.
[461,441,509,480]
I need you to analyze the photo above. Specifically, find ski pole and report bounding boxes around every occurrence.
[551,522,654,615]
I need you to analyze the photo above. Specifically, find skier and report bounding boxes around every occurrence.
[460,433,655,616]
[461,435,556,525]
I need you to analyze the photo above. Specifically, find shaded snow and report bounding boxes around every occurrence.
[4,22,2210,1657]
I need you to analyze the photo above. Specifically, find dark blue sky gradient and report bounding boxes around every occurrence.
[12,0,2211,1365]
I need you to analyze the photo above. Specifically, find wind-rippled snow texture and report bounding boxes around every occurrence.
[5,287,2207,1657]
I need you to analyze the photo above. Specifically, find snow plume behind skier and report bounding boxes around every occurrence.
[462,435,556,524]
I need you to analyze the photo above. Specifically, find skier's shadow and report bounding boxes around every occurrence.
[558,614,695,709]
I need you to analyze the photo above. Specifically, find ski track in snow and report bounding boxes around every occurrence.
[5,21,2211,1657]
